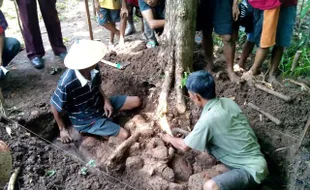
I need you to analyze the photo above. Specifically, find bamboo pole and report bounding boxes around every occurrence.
[84,0,94,40]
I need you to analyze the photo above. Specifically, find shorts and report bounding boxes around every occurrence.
[75,95,127,137]
[98,8,121,25]
[253,6,296,48]
[212,168,259,190]
[197,0,233,35]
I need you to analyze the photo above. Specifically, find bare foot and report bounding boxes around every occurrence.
[241,70,255,81]
[268,74,281,86]
[227,70,240,83]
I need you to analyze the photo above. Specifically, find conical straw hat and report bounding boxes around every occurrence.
[64,40,107,70]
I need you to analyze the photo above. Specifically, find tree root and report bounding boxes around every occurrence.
[8,167,21,190]
[283,79,310,93]
[255,83,292,102]
[107,132,141,167]
[248,103,282,126]
[171,127,190,137]
[297,118,310,149]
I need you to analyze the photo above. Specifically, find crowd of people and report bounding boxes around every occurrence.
[2,0,299,189]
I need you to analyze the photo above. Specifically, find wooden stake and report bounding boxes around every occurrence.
[291,50,302,72]
[297,118,310,149]
[8,167,21,190]
[0,88,7,117]
[255,83,292,102]
[84,0,94,40]
[12,0,26,43]
[248,103,282,126]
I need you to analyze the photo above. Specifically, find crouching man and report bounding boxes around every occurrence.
[50,40,141,143]
[161,71,268,190]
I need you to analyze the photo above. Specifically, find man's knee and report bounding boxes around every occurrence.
[203,180,220,190]
[5,37,21,54]
[132,96,142,108]
[117,128,129,140]
[221,34,232,44]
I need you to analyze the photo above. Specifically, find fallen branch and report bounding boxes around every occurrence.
[8,167,21,190]
[107,132,141,165]
[291,50,302,72]
[248,103,282,126]
[297,118,310,149]
[255,83,292,102]
[283,79,310,93]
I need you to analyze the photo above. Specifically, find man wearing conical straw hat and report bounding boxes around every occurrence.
[50,40,141,143]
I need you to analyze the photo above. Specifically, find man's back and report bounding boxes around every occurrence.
[185,98,268,184]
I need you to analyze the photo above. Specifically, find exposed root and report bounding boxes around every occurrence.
[297,118,310,149]
[107,132,141,166]
[171,127,190,137]
[291,50,302,72]
[255,83,292,102]
[8,167,21,190]
[248,103,282,126]
[283,79,310,93]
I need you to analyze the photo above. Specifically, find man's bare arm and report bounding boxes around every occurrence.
[161,134,190,152]
[141,9,165,29]
[51,105,66,130]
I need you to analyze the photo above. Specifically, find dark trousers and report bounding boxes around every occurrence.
[17,0,66,60]
[3,37,21,66]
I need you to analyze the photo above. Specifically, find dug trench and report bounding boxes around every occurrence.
[1,40,310,190]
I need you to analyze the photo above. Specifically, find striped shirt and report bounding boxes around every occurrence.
[50,69,105,126]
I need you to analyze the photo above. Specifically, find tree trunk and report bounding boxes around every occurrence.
[156,0,197,132]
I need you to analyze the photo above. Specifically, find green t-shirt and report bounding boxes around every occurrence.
[184,98,269,184]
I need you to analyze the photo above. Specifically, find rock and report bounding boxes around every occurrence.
[213,164,229,174]
[160,165,175,182]
[170,155,192,181]
[188,171,207,190]
[0,141,12,188]
[108,137,122,148]
[195,152,216,170]
[152,146,168,160]
[126,156,144,170]
[169,182,187,190]
[129,142,140,156]
[193,162,203,173]
[146,138,165,149]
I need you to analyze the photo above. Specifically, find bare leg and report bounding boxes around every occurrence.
[119,15,128,46]
[221,34,238,82]
[202,30,214,72]
[120,96,142,111]
[242,47,269,80]
[268,46,284,83]
[238,40,255,69]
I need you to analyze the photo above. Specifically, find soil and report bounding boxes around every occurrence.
[1,0,310,190]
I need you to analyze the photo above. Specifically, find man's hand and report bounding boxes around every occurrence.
[120,7,129,18]
[159,133,173,143]
[104,99,114,118]
[232,3,240,22]
[59,128,72,143]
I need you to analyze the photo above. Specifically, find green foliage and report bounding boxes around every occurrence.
[300,0,310,19]
[180,72,190,88]
[46,169,56,177]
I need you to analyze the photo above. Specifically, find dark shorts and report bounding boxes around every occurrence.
[98,8,121,25]
[75,95,127,137]
[252,6,296,48]
[212,168,259,190]
[197,0,233,35]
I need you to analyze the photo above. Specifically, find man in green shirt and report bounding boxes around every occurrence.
[161,71,268,190]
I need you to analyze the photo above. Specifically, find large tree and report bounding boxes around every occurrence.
[156,0,198,134]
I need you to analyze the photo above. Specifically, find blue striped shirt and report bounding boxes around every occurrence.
[50,69,105,126]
